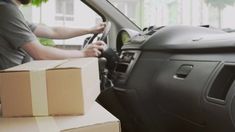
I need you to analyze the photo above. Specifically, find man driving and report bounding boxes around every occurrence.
[0,0,106,70]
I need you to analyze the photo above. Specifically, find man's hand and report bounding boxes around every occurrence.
[89,22,106,34]
[81,41,107,57]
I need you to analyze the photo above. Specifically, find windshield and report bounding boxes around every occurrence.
[108,0,235,29]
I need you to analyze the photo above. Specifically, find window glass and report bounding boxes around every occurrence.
[55,0,74,21]
[21,0,102,46]
[109,0,235,29]
[56,0,74,15]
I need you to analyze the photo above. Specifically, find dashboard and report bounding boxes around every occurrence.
[116,26,163,51]
[113,26,165,86]
[113,26,161,84]
[109,25,235,132]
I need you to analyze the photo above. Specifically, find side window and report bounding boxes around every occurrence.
[111,1,138,23]
[21,0,102,47]
[55,0,74,21]
[168,1,179,24]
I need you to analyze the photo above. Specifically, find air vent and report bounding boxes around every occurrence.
[208,65,235,103]
[116,64,128,73]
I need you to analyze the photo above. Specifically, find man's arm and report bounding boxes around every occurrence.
[22,40,106,60]
[33,23,105,39]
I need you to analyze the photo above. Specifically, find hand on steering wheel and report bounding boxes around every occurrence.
[81,41,106,57]
[83,21,119,72]
[83,21,112,48]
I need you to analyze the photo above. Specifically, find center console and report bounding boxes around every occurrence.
[112,50,141,87]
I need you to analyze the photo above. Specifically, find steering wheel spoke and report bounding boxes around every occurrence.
[83,21,112,47]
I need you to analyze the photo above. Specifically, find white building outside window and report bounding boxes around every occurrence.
[109,0,235,29]
[21,0,102,46]
[55,0,74,22]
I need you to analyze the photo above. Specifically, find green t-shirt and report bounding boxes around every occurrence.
[0,0,37,70]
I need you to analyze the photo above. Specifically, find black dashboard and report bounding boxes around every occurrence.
[109,25,235,132]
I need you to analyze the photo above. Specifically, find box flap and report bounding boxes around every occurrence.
[2,60,67,72]
[55,58,98,69]
[1,58,98,72]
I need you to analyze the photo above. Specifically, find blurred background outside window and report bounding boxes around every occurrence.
[109,0,235,29]
[21,0,101,48]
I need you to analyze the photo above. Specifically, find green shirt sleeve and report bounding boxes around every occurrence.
[0,3,37,49]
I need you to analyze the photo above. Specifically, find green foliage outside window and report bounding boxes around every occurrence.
[38,38,55,47]
[205,0,235,9]
[205,0,235,27]
[31,0,48,6]
[31,0,55,46]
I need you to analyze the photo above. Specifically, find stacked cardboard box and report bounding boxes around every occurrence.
[0,102,120,132]
[0,58,120,132]
[0,58,100,117]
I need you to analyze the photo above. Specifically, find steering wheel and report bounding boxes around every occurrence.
[83,21,119,72]
[83,21,112,47]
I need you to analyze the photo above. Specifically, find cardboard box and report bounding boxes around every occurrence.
[0,58,100,117]
[0,102,121,132]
